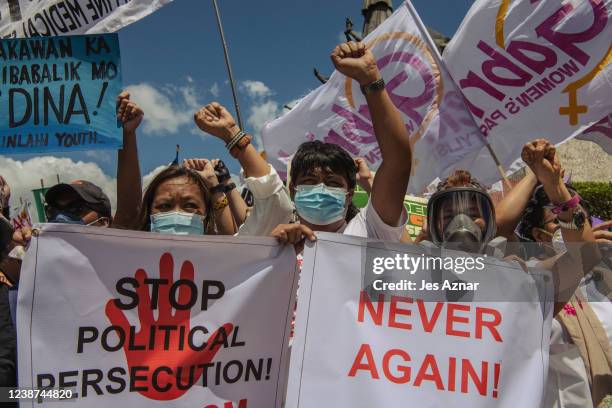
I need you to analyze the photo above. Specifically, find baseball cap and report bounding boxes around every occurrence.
[45,180,112,218]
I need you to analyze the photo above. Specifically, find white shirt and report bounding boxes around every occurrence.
[237,166,294,236]
[343,199,408,240]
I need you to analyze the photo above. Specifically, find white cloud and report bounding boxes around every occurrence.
[247,100,281,148]
[0,156,117,222]
[84,150,113,163]
[241,80,273,99]
[186,76,194,83]
[125,81,204,136]
[0,157,178,222]
[142,165,169,191]
[210,82,220,98]
[126,83,191,135]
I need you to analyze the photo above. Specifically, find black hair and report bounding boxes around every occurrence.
[137,165,215,232]
[290,141,360,222]
[517,183,590,241]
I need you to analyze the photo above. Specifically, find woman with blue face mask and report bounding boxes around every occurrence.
[136,160,236,235]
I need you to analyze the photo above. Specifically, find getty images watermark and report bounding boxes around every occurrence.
[370,253,487,292]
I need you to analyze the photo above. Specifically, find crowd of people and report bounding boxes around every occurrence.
[0,41,610,407]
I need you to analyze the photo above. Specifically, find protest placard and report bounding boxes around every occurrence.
[0,33,122,154]
[0,0,173,39]
[443,0,612,180]
[287,233,554,407]
[17,224,298,407]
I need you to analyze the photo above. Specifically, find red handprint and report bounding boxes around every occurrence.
[105,253,233,400]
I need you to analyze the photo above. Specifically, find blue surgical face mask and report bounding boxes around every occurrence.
[294,183,348,226]
[48,211,85,225]
[150,211,204,235]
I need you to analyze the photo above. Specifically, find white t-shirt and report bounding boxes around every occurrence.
[342,199,407,240]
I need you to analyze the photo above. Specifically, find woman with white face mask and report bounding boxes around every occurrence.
[515,174,612,408]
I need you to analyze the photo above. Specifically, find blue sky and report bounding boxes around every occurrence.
[2,0,474,207]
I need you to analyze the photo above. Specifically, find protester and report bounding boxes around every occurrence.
[0,181,16,398]
[498,159,612,407]
[193,102,293,236]
[270,41,411,250]
[135,160,236,234]
[44,180,112,226]
[0,176,9,219]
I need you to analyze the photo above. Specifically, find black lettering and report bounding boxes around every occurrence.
[81,369,103,397]
[77,326,98,353]
[170,279,197,310]
[201,281,225,310]
[106,367,126,394]
[101,325,125,352]
[113,277,139,310]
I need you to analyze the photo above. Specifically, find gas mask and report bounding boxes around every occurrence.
[427,187,496,253]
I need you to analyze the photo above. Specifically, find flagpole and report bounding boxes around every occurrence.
[212,0,244,130]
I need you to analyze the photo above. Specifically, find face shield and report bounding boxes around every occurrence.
[427,187,496,253]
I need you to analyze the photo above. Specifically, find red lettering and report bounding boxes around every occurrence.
[389,296,412,330]
[461,359,489,396]
[348,344,379,379]
[475,307,503,342]
[357,291,384,326]
[417,300,443,332]
[446,304,471,338]
[413,354,445,390]
[382,349,411,384]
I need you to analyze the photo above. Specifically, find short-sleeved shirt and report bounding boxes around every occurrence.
[342,199,407,240]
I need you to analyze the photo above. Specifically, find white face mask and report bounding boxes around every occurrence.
[551,229,566,254]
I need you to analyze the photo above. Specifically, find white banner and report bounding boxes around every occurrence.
[17,224,298,407]
[0,0,172,38]
[443,0,612,181]
[287,233,554,407]
[262,1,485,193]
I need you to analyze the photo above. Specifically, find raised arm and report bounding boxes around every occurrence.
[495,167,538,239]
[194,103,269,178]
[113,91,143,230]
[194,103,293,236]
[212,159,249,227]
[331,42,411,226]
[523,139,600,315]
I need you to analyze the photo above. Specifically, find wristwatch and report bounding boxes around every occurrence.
[557,207,586,230]
[360,78,385,95]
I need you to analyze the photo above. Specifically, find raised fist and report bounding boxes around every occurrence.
[330,41,380,86]
[194,102,240,143]
[521,139,562,188]
[117,91,144,133]
[183,158,219,188]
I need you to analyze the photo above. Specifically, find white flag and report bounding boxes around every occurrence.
[262,1,485,193]
[443,0,612,182]
[18,224,297,407]
[576,114,612,154]
[0,0,173,38]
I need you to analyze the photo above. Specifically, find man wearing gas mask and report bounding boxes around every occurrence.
[426,139,601,316]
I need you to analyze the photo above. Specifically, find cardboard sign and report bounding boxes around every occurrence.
[0,34,122,153]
